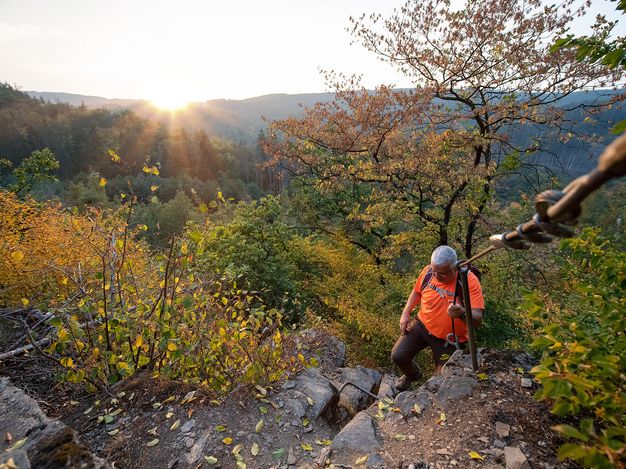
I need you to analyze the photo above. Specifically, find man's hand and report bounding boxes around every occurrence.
[447,303,465,318]
[400,312,411,335]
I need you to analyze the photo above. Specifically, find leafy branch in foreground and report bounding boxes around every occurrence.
[526,229,625,468]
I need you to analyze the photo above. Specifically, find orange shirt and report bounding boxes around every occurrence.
[412,265,484,341]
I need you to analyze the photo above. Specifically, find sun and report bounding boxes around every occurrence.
[149,93,194,111]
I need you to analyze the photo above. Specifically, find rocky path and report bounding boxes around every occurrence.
[1,330,574,469]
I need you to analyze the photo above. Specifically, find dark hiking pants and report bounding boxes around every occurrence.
[391,318,458,375]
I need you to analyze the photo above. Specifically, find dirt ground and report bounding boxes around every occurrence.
[370,349,576,469]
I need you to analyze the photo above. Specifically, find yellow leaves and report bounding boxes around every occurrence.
[108,149,121,162]
[468,451,485,461]
[10,251,24,262]
[60,357,74,368]
[150,185,159,192]
[166,342,177,352]
[146,438,159,447]
[436,412,447,425]
[143,164,160,176]
[222,437,233,445]
[21,298,29,306]
[355,455,368,465]
[99,177,107,187]
[134,336,143,348]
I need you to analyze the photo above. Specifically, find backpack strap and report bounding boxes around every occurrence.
[420,267,433,292]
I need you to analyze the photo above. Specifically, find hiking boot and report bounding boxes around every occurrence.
[395,370,422,392]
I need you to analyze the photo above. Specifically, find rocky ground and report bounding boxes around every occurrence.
[0,325,575,469]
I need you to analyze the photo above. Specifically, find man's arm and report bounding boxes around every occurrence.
[400,290,421,334]
[447,304,483,328]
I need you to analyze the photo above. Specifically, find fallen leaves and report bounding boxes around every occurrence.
[468,451,485,461]
[255,420,264,433]
[180,390,197,405]
[170,419,181,431]
[146,438,159,447]
[315,439,332,446]
[272,448,285,459]
[4,438,27,452]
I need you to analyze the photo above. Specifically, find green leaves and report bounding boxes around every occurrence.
[527,230,625,466]
[552,425,588,442]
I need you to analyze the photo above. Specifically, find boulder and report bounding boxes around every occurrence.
[436,376,478,402]
[394,390,433,417]
[291,329,347,372]
[441,349,483,376]
[333,367,382,415]
[0,378,111,468]
[278,367,338,421]
[330,411,381,457]
[376,374,397,400]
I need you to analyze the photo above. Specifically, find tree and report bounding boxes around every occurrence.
[0,148,59,196]
[264,0,624,256]
[552,0,626,133]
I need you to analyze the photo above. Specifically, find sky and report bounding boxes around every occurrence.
[1,0,623,106]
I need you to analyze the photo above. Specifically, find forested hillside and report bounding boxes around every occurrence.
[1,0,625,467]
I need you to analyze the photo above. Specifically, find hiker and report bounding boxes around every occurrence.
[391,245,484,391]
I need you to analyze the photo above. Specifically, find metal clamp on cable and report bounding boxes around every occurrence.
[489,233,531,250]
[532,213,576,238]
[516,222,553,244]
[534,189,577,238]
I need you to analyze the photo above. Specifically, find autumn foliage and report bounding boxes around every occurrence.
[0,190,293,393]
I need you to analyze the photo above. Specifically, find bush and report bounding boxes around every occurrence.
[527,229,625,468]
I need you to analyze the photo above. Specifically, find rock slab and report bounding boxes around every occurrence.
[331,411,381,456]
[436,376,478,402]
[504,446,531,469]
[0,377,111,468]
[334,367,382,415]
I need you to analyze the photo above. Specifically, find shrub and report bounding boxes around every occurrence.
[527,229,625,468]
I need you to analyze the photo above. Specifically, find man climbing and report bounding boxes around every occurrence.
[391,245,484,391]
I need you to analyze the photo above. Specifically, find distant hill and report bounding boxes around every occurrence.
[26,91,140,109]
[23,88,626,176]
[25,90,336,143]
